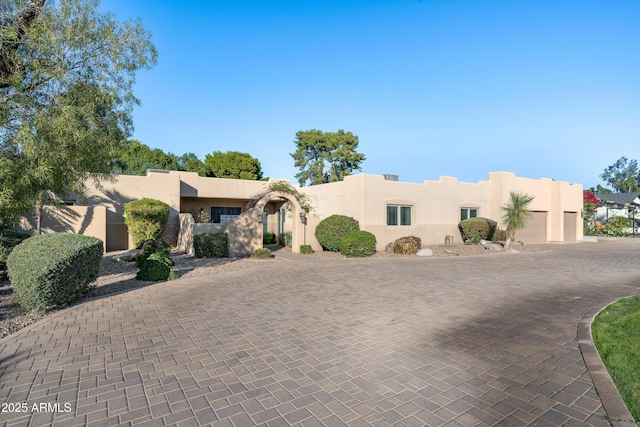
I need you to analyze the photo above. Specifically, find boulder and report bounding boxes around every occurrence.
[417,248,433,257]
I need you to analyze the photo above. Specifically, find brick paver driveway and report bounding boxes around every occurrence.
[1,242,639,426]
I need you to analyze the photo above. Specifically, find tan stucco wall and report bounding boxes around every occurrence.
[36,170,582,254]
[80,172,182,250]
[18,206,107,251]
[302,172,583,249]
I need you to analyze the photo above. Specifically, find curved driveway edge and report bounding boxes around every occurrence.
[578,303,637,426]
[1,242,639,426]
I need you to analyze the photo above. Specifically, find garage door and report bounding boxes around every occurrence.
[515,211,547,244]
[564,211,577,242]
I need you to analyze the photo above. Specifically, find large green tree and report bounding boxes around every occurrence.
[113,140,179,175]
[291,129,366,186]
[204,151,263,180]
[0,0,156,228]
[177,152,211,177]
[600,157,640,193]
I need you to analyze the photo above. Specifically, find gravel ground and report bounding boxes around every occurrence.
[0,242,549,339]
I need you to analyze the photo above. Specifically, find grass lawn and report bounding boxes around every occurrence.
[592,294,640,423]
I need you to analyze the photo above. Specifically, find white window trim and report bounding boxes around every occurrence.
[387,204,413,226]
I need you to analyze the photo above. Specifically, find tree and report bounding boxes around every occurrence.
[501,191,534,249]
[204,151,263,180]
[0,0,157,228]
[177,152,211,177]
[600,157,640,193]
[113,140,179,175]
[291,129,366,186]
[587,185,613,195]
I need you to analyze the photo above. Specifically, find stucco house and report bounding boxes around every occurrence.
[17,170,584,255]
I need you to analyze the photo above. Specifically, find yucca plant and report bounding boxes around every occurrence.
[501,192,534,248]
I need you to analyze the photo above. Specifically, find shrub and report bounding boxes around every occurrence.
[458,217,497,243]
[124,198,170,248]
[338,230,376,258]
[263,232,276,245]
[136,239,171,268]
[385,236,421,254]
[300,244,314,254]
[252,248,272,258]
[278,232,292,247]
[136,253,178,281]
[7,233,103,311]
[0,238,21,271]
[493,228,507,241]
[3,229,31,240]
[193,233,228,258]
[315,215,360,252]
[604,216,633,237]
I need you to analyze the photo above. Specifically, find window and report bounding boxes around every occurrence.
[210,207,241,223]
[460,207,478,221]
[387,205,412,226]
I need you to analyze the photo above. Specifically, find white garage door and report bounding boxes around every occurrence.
[515,211,547,244]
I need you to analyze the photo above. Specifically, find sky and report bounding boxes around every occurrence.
[99,0,639,189]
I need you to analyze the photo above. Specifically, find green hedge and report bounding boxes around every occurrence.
[7,233,103,311]
[338,230,377,258]
[300,244,314,254]
[263,232,276,245]
[458,217,497,243]
[136,253,178,281]
[252,248,272,259]
[3,229,31,240]
[0,233,30,273]
[315,215,360,252]
[137,239,172,268]
[124,198,170,248]
[194,233,228,258]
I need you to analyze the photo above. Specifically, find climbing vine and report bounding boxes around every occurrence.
[247,181,313,213]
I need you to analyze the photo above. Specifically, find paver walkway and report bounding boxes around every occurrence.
[1,242,639,426]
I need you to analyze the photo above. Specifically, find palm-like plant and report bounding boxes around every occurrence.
[501,191,535,248]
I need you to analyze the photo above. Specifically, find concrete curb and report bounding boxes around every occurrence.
[578,300,638,427]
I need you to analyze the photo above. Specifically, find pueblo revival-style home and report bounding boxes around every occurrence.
[18,170,584,256]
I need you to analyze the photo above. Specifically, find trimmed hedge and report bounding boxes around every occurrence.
[124,198,170,248]
[137,239,172,268]
[136,253,178,281]
[458,217,497,243]
[263,232,276,245]
[300,244,314,254]
[315,215,360,252]
[7,233,102,311]
[194,233,228,258]
[3,229,31,240]
[1,232,30,273]
[338,230,377,258]
[252,248,272,259]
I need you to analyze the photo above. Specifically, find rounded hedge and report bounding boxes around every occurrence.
[124,198,170,248]
[315,215,360,252]
[136,253,178,281]
[137,238,171,268]
[7,233,103,311]
[458,217,497,243]
[338,230,377,258]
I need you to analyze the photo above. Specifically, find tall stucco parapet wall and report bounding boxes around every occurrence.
[302,172,583,247]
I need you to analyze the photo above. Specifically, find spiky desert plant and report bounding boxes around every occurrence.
[501,191,534,248]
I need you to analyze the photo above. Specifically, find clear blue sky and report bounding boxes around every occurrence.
[100,0,639,189]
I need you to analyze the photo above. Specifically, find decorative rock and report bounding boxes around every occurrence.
[113,249,139,263]
[417,248,433,257]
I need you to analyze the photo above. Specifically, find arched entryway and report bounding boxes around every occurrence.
[248,191,306,254]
